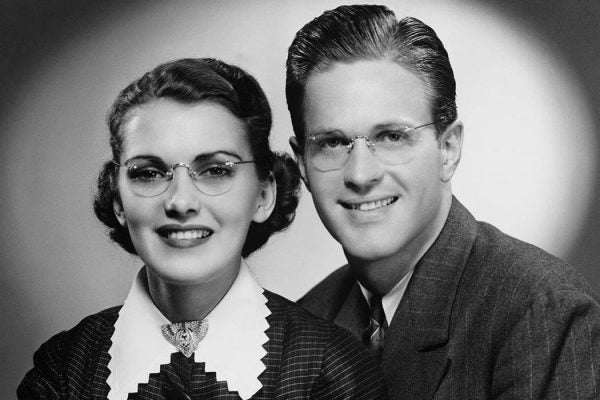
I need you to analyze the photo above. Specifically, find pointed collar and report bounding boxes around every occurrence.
[387,196,478,352]
[358,267,414,325]
[107,261,270,400]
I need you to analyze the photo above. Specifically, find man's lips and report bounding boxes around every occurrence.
[340,196,399,211]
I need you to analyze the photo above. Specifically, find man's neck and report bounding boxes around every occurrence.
[347,194,453,296]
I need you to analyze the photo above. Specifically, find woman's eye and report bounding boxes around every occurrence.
[130,168,165,181]
[199,164,233,178]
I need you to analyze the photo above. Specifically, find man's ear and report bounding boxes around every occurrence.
[440,120,463,182]
[113,198,127,227]
[289,136,310,192]
[253,173,277,223]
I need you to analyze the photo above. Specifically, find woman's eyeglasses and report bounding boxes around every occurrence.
[115,158,256,197]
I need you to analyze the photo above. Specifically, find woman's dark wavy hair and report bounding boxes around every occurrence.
[286,4,457,146]
[94,58,301,257]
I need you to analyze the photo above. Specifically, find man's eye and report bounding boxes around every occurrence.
[377,130,410,143]
[317,136,346,149]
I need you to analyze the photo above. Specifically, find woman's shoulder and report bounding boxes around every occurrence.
[263,290,337,329]
[62,306,121,342]
[263,289,363,348]
[33,306,120,362]
[262,290,388,399]
[18,306,121,397]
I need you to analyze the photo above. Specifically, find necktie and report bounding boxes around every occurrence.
[363,295,387,361]
[161,320,208,358]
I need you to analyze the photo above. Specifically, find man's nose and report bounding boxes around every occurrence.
[343,137,384,192]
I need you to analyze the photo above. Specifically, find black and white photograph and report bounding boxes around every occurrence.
[2,0,600,398]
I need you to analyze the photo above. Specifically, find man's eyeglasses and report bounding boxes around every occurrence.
[305,122,436,171]
[115,158,256,197]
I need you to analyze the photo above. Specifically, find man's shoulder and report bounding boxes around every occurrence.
[297,265,355,320]
[453,220,600,319]
[473,221,590,290]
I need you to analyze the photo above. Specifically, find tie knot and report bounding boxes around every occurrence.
[362,294,387,361]
[369,295,386,328]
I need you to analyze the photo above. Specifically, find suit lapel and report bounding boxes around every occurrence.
[382,198,478,399]
[334,282,369,340]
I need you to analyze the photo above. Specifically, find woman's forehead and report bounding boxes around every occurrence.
[120,99,251,161]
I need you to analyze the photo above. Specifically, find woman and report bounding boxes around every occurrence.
[17,58,387,399]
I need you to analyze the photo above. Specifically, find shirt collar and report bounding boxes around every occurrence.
[359,267,415,325]
[107,261,270,400]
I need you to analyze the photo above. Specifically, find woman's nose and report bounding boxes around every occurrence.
[164,167,201,218]
[343,138,384,193]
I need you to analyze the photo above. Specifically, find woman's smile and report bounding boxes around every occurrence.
[156,224,214,248]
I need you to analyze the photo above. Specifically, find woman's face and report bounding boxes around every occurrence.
[114,98,275,287]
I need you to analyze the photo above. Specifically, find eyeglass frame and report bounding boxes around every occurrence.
[113,159,257,198]
[303,121,437,171]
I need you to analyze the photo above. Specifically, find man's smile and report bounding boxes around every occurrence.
[341,196,398,211]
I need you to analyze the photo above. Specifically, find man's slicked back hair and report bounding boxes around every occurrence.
[286,4,457,144]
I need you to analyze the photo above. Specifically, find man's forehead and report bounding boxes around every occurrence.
[301,60,433,134]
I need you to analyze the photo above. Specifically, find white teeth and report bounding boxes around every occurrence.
[167,230,211,240]
[350,197,396,211]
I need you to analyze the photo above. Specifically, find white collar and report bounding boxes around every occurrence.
[107,261,270,400]
[359,267,414,325]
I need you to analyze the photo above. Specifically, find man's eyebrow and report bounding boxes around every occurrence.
[307,128,345,137]
[372,121,413,130]
[308,120,417,137]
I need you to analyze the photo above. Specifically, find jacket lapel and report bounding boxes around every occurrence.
[334,282,369,340]
[382,198,478,399]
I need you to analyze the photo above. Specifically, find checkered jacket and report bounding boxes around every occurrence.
[18,290,387,399]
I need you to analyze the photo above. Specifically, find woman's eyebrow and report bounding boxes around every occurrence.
[124,155,164,164]
[125,150,244,164]
[193,151,243,162]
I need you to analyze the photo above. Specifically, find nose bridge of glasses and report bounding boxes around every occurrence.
[344,135,381,170]
[169,163,196,179]
[349,136,375,152]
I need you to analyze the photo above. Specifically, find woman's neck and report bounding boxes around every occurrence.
[145,265,239,323]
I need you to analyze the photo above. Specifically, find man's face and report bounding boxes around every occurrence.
[294,60,460,267]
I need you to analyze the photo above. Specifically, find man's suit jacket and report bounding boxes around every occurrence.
[300,198,600,399]
[18,290,387,399]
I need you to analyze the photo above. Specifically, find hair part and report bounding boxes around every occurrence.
[94,58,301,257]
[286,4,457,145]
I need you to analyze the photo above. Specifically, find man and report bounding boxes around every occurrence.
[286,4,600,399]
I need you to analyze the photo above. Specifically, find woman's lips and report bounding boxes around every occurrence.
[165,230,211,240]
[157,225,214,248]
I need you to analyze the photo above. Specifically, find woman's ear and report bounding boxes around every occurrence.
[289,136,310,192]
[440,120,464,182]
[252,173,277,223]
[113,198,127,227]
